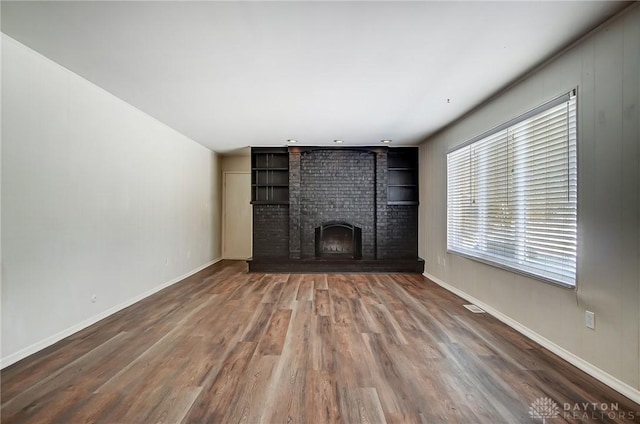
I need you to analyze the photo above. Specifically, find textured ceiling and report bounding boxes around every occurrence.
[1,1,629,153]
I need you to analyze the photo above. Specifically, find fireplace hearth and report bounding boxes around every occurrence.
[315,222,362,259]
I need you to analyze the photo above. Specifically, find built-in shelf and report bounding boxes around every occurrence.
[387,148,419,205]
[251,147,289,204]
[250,200,290,205]
[388,200,419,206]
[252,168,289,171]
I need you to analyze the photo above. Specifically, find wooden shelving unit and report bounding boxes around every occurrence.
[387,147,419,205]
[251,147,289,204]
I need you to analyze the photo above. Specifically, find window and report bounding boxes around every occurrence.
[447,90,577,287]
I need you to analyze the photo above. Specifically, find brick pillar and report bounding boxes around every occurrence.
[375,150,388,259]
[289,149,301,259]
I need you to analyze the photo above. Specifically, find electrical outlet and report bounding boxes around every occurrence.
[91,294,97,303]
[585,310,595,330]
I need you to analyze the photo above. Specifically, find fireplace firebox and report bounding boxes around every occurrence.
[315,222,362,259]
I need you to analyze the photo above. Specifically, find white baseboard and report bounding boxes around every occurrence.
[1,258,222,369]
[423,271,640,405]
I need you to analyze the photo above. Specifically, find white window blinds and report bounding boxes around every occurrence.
[447,91,577,287]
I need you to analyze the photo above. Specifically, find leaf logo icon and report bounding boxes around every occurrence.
[529,397,560,423]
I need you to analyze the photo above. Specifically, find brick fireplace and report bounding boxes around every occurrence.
[248,146,423,273]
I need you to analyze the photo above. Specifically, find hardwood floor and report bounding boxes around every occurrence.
[2,260,639,423]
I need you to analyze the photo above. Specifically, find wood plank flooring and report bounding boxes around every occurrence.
[2,260,640,423]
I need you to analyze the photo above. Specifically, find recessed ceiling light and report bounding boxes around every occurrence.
[287,139,297,143]
[381,139,392,144]
[334,139,344,144]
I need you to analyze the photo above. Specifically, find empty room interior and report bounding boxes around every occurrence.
[2,1,640,423]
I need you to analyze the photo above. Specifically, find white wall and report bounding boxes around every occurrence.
[419,5,640,400]
[1,35,222,366]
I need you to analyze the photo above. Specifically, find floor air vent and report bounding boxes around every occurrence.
[463,304,486,314]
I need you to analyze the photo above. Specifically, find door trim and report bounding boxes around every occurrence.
[222,171,252,260]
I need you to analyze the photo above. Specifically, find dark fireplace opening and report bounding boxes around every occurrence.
[315,222,362,259]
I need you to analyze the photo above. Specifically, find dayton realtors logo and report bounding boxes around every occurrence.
[563,401,636,420]
[529,397,637,422]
